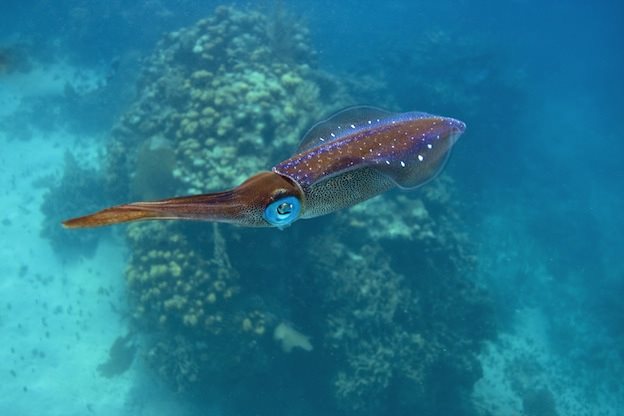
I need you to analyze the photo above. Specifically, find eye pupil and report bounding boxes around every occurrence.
[277,202,293,216]
[263,196,301,228]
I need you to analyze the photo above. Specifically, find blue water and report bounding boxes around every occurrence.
[1,1,622,415]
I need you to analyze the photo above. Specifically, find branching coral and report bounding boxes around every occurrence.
[309,236,493,414]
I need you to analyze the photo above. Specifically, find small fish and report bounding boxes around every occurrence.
[63,106,465,229]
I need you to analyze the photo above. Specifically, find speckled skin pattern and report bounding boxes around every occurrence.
[301,167,395,218]
[273,112,466,190]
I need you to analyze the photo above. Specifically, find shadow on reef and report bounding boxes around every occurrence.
[42,6,496,416]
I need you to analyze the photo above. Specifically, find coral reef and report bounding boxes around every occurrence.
[308,233,493,415]
[126,222,239,334]
[106,5,351,197]
[126,221,276,391]
[82,5,496,415]
[96,6,356,392]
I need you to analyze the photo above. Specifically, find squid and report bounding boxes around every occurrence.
[63,107,465,229]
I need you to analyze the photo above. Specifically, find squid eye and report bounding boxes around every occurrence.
[263,196,301,228]
[277,202,293,216]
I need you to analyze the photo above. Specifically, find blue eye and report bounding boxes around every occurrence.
[263,196,301,228]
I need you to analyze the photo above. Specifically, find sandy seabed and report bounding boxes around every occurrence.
[0,64,212,416]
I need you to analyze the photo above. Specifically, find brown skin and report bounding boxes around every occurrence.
[62,172,305,228]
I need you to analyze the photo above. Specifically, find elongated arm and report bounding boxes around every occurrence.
[63,172,304,228]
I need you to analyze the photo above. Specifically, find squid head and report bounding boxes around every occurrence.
[63,171,305,229]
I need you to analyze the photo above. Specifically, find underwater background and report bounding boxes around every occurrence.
[1,1,622,415]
